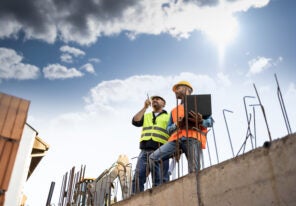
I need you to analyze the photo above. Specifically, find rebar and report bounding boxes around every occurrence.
[250,104,261,148]
[58,172,68,206]
[206,129,212,166]
[46,182,55,206]
[211,121,219,163]
[243,96,256,149]
[237,113,253,156]
[243,96,255,122]
[275,73,292,134]
[253,83,272,142]
[223,109,234,157]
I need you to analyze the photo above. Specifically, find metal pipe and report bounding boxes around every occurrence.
[250,104,261,148]
[206,129,212,166]
[184,94,191,172]
[252,106,257,148]
[223,109,234,157]
[243,96,256,149]
[243,96,255,123]
[237,113,253,156]
[176,97,180,179]
[58,172,68,206]
[46,182,55,206]
[253,83,272,142]
[211,120,219,163]
[275,73,292,134]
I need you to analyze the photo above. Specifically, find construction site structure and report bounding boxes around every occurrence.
[0,93,49,206]
[58,155,132,206]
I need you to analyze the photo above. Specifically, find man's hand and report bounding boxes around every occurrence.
[188,111,203,124]
[144,99,151,109]
[177,117,185,128]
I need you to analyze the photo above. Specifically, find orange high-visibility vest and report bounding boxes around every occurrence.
[169,104,208,149]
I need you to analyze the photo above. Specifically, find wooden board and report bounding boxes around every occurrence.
[0,92,30,200]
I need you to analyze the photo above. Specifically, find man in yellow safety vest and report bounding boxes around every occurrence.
[132,95,170,193]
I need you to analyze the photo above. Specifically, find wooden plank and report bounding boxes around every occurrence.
[0,141,19,191]
[0,92,30,199]
[0,140,11,187]
[33,137,50,151]
[0,194,5,206]
[0,95,12,137]
[0,138,5,154]
[10,100,30,140]
[0,93,30,141]
[0,141,13,189]
[1,98,21,140]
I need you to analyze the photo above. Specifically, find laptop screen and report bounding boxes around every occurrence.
[184,94,212,118]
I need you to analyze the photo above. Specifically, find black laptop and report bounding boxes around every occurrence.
[184,94,212,119]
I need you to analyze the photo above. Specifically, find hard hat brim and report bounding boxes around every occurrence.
[150,96,166,103]
[172,81,193,92]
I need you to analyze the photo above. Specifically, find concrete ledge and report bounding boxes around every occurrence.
[113,134,296,206]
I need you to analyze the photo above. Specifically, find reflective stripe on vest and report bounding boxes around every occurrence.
[140,112,170,144]
[169,104,208,149]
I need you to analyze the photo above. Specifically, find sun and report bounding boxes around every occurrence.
[204,13,238,64]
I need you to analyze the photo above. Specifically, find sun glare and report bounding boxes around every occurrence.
[205,14,238,64]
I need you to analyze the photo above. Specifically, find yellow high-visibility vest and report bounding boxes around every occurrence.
[140,112,170,144]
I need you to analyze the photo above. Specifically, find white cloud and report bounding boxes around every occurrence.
[43,64,84,80]
[287,82,296,94]
[286,83,296,105]
[0,47,39,80]
[84,72,216,114]
[216,72,232,87]
[226,0,270,12]
[275,56,283,65]
[80,63,96,74]
[0,0,270,45]
[247,56,272,76]
[59,45,85,64]
[60,53,73,63]
[60,45,85,57]
[89,58,101,63]
[0,18,22,39]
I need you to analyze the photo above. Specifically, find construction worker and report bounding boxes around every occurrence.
[132,95,170,194]
[149,81,213,187]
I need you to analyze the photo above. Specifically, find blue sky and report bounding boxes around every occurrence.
[1,0,296,205]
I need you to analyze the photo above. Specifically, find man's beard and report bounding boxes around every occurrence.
[152,103,161,110]
[175,92,185,99]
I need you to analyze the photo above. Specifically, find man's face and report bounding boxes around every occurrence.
[174,85,191,99]
[151,97,165,110]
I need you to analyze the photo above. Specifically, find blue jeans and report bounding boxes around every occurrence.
[132,149,169,194]
[149,137,201,187]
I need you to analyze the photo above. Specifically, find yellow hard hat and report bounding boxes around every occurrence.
[172,81,193,92]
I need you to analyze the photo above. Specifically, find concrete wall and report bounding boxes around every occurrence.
[113,133,296,206]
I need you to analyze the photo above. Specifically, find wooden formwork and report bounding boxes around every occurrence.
[0,92,30,205]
